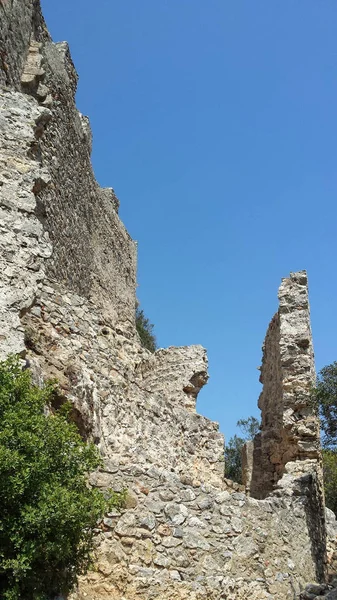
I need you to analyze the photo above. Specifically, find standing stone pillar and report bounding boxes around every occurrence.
[249,271,321,498]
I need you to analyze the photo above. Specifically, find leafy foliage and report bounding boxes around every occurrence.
[312,361,337,514]
[136,306,157,353]
[225,434,246,483]
[237,416,260,440]
[225,416,260,484]
[0,357,113,600]
[314,361,337,448]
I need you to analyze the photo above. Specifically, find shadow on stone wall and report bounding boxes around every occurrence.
[300,471,327,582]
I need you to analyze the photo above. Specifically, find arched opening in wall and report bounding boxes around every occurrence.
[183,370,209,411]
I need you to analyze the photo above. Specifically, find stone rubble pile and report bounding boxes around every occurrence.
[300,581,337,600]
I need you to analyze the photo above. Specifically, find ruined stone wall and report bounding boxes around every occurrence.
[73,464,326,600]
[0,88,52,357]
[248,272,321,500]
[0,2,333,598]
[0,0,47,90]
[19,273,327,597]
[36,39,137,326]
[1,0,137,336]
[0,0,224,486]
[20,279,225,486]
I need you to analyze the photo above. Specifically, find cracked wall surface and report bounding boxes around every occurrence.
[0,1,336,599]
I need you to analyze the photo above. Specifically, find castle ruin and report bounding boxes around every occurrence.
[1,2,336,598]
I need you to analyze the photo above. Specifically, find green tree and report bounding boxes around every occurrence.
[314,361,337,448]
[225,434,246,483]
[237,416,260,440]
[225,416,260,484]
[313,362,337,514]
[0,357,114,600]
[136,306,157,353]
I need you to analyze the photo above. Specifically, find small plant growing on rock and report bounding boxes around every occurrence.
[0,356,117,600]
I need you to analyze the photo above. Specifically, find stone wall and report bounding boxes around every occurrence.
[37,39,137,327]
[72,463,326,600]
[247,271,321,500]
[18,273,329,598]
[1,0,137,336]
[0,1,334,598]
[0,0,46,89]
[0,87,52,358]
[20,279,225,486]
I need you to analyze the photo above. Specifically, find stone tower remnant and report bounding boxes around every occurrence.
[245,271,321,499]
[1,0,336,596]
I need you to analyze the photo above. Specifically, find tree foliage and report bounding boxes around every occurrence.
[136,306,157,353]
[314,361,337,448]
[0,357,113,600]
[225,416,260,484]
[237,416,260,440]
[313,361,337,514]
[225,434,246,483]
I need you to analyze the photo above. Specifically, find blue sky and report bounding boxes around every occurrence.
[41,0,337,442]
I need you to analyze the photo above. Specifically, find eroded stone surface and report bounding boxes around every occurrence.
[0,88,52,358]
[20,279,224,486]
[70,464,323,600]
[247,271,320,500]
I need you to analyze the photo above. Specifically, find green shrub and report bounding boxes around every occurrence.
[136,306,157,353]
[0,357,112,600]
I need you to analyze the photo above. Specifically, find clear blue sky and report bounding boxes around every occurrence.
[42,0,337,442]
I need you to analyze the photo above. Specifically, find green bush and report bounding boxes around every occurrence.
[136,306,157,353]
[0,357,112,600]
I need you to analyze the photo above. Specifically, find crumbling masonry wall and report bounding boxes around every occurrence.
[0,1,335,598]
[243,272,327,582]
[1,0,137,347]
[247,272,321,500]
